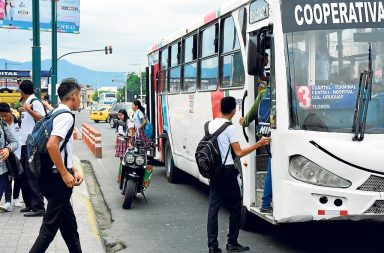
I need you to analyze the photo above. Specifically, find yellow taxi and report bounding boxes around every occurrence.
[90,105,111,123]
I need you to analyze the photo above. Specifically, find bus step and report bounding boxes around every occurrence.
[256,171,267,190]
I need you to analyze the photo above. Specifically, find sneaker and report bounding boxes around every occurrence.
[226,243,250,252]
[20,207,33,213]
[209,247,222,253]
[260,206,273,214]
[24,209,45,217]
[13,199,22,207]
[0,202,12,212]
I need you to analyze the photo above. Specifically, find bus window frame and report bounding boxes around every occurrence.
[181,32,199,94]
[198,22,220,92]
[168,41,182,95]
[219,14,245,91]
[159,47,169,95]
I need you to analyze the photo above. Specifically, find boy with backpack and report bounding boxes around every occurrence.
[29,79,83,253]
[18,80,46,217]
[203,97,270,253]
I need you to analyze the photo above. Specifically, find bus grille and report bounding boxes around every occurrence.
[357,175,384,192]
[364,201,384,214]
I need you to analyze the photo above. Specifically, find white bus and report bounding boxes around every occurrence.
[99,92,117,105]
[146,0,384,225]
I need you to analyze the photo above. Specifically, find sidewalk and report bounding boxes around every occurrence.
[0,157,105,253]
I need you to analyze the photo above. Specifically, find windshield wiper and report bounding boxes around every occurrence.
[352,43,373,141]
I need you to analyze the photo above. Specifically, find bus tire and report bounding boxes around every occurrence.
[165,141,179,183]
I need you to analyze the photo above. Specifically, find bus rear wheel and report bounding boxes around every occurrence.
[165,141,180,183]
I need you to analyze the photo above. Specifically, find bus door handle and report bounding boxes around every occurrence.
[242,90,249,142]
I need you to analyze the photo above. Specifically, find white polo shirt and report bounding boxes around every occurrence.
[208,118,238,165]
[51,104,75,169]
[20,95,46,145]
[8,120,21,159]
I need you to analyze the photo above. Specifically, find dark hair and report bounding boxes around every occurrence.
[0,103,11,113]
[118,109,128,122]
[57,78,81,100]
[19,80,34,95]
[220,96,236,115]
[133,100,145,115]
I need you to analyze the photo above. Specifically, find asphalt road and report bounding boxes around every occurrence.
[75,109,384,253]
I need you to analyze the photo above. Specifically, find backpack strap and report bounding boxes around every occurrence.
[30,98,48,115]
[204,121,210,135]
[212,121,232,137]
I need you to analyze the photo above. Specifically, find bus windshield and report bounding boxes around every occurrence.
[285,28,384,134]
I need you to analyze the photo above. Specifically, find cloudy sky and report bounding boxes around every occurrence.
[0,0,228,73]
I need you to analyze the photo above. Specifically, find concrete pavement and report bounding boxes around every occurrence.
[0,156,104,253]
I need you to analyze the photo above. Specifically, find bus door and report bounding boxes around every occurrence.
[247,25,275,210]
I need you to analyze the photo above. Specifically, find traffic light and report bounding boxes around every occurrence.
[109,45,113,54]
[105,46,108,54]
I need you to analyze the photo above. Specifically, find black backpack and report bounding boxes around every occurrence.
[195,121,231,179]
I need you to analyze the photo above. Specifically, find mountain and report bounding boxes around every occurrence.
[0,58,124,88]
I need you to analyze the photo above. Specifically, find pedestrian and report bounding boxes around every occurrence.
[207,97,270,253]
[30,78,83,253]
[18,80,46,217]
[0,102,22,212]
[0,111,18,213]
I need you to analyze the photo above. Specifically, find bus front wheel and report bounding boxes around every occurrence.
[165,141,179,183]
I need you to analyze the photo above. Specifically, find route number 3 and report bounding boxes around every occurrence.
[297,86,312,110]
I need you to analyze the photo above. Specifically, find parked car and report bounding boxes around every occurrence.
[108,102,133,128]
[90,105,111,123]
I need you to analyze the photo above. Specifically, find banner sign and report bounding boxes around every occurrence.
[0,0,80,33]
[0,70,51,78]
[296,84,358,110]
[281,0,384,33]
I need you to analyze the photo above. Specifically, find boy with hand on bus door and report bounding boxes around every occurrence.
[239,80,273,213]
[207,97,270,253]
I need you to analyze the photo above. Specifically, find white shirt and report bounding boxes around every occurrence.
[50,104,74,169]
[208,118,238,165]
[133,110,145,129]
[20,95,46,145]
[8,120,21,159]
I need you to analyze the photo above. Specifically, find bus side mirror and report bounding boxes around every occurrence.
[247,36,264,76]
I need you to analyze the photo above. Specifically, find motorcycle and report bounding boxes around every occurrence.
[120,135,154,209]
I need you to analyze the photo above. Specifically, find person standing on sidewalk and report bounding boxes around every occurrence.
[0,103,22,211]
[30,78,83,253]
[18,80,46,217]
[0,113,18,212]
[207,97,270,253]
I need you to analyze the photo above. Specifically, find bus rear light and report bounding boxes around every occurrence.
[318,210,348,216]
[289,155,351,188]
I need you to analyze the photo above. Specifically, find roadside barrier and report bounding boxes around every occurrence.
[81,123,102,158]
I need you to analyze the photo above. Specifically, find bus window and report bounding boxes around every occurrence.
[160,48,169,93]
[182,63,197,92]
[238,7,247,46]
[201,24,219,58]
[220,16,244,89]
[169,67,181,94]
[184,34,197,63]
[170,42,181,67]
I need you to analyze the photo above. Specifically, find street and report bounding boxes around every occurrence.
[75,109,384,253]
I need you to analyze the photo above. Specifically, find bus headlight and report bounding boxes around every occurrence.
[135,155,145,166]
[289,156,351,188]
[125,154,135,164]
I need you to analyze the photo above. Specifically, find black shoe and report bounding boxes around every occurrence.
[20,207,32,213]
[209,247,222,253]
[260,206,273,214]
[226,243,250,252]
[24,210,45,217]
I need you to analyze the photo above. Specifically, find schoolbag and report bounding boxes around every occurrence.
[137,113,153,139]
[195,121,231,179]
[257,86,271,136]
[26,109,75,177]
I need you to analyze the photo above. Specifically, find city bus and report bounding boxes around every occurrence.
[98,92,117,105]
[146,0,384,225]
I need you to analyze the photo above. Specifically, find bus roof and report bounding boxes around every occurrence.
[147,0,249,55]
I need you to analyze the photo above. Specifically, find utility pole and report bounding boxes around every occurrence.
[32,0,41,97]
[51,0,58,105]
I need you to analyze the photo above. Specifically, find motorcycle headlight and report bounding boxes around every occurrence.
[289,155,351,188]
[125,153,135,164]
[135,155,145,166]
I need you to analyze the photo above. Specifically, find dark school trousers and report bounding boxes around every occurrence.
[30,172,82,253]
[207,165,242,249]
[0,173,9,202]
[20,145,45,211]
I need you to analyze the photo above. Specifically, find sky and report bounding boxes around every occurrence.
[0,0,229,73]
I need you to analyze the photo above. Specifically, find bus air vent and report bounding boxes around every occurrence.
[364,200,384,214]
[357,175,384,192]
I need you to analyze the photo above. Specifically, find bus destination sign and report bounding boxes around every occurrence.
[250,0,269,24]
[281,0,384,33]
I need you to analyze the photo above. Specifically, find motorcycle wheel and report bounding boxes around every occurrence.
[122,180,137,209]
